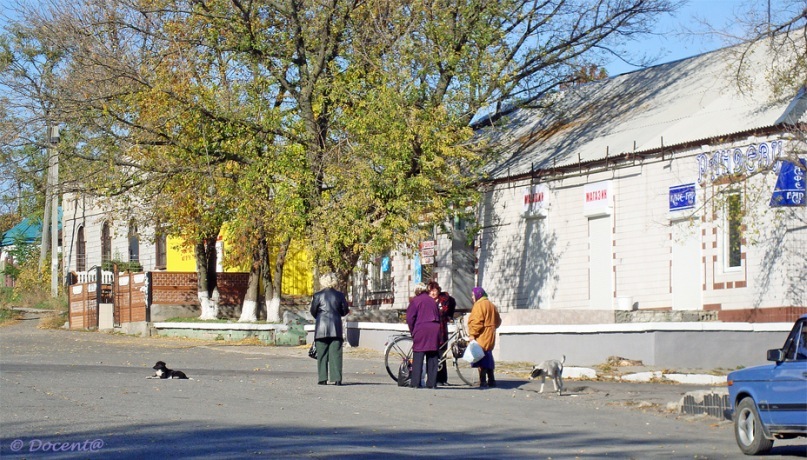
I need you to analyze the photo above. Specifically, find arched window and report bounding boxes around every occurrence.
[128,221,139,263]
[76,226,86,272]
[155,231,167,270]
[101,221,112,264]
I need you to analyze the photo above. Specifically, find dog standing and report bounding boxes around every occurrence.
[529,355,565,394]
[148,361,189,379]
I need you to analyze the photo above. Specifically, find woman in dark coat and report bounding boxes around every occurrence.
[406,282,441,389]
[310,273,350,385]
[427,281,456,385]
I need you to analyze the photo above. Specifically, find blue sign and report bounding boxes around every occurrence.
[770,158,806,207]
[669,183,696,211]
[413,253,421,283]
[380,255,390,273]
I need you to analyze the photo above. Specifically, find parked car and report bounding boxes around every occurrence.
[727,314,807,455]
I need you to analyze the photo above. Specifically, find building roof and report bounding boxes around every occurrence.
[1,210,62,247]
[483,38,807,180]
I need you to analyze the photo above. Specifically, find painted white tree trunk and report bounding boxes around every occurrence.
[266,295,281,323]
[198,288,220,320]
[239,299,258,322]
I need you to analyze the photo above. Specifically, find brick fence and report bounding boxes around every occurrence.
[150,272,250,307]
[716,306,807,323]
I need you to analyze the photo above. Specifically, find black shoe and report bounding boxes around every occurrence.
[335,381,342,386]
[318,381,327,385]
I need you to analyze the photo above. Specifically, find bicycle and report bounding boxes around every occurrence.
[383,313,479,386]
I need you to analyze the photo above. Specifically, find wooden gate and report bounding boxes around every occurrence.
[113,272,148,325]
[68,282,98,330]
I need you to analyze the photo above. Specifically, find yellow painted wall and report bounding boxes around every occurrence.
[166,232,313,296]
[280,240,314,296]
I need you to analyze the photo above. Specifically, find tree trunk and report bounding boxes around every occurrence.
[264,237,289,323]
[238,243,261,322]
[196,235,219,320]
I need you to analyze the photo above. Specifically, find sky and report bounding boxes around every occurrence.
[603,0,758,76]
[0,0,749,79]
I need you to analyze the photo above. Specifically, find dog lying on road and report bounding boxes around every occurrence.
[529,355,565,395]
[147,361,189,379]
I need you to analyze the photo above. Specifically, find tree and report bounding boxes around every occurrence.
[3,0,680,315]
[0,20,64,272]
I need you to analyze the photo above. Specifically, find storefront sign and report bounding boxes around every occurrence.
[522,184,548,217]
[583,181,613,217]
[770,158,806,207]
[696,140,784,184]
[669,183,696,211]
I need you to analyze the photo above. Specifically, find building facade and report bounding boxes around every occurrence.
[475,39,806,321]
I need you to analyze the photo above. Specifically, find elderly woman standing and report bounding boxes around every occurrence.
[406,282,441,389]
[310,273,350,386]
[467,287,502,388]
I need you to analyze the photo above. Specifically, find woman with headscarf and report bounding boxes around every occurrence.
[310,273,350,385]
[406,282,441,389]
[467,286,502,388]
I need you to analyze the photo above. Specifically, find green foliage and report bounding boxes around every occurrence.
[0,236,38,283]
[0,306,23,324]
[101,259,143,273]
[3,0,680,295]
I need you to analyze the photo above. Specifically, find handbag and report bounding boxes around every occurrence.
[451,338,468,359]
[308,342,317,359]
[462,339,485,364]
[397,359,412,387]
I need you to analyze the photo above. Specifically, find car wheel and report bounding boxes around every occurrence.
[735,397,774,455]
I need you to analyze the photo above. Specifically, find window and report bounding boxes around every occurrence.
[101,221,112,264]
[155,232,167,270]
[76,226,86,272]
[128,221,139,263]
[724,193,743,269]
[371,253,392,292]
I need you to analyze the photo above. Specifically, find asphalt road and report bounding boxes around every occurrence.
[2,312,805,459]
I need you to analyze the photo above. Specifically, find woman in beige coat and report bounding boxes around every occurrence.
[467,287,502,388]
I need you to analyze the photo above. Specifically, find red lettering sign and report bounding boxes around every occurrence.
[586,190,607,202]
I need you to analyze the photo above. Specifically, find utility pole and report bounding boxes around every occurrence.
[49,126,60,298]
[39,124,52,271]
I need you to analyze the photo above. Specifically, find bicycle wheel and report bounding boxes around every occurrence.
[454,357,480,386]
[384,336,413,382]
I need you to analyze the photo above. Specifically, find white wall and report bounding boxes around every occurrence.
[477,136,807,314]
[62,193,159,273]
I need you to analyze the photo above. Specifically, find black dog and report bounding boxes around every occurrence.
[147,361,189,379]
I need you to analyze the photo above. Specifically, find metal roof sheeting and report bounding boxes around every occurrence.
[484,38,806,179]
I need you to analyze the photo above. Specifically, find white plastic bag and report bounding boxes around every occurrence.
[462,339,485,364]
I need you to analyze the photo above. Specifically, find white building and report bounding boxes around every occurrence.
[62,195,165,275]
[474,39,806,323]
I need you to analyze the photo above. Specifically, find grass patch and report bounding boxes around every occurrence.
[0,307,24,325]
[39,310,68,329]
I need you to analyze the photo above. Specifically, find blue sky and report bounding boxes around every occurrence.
[603,0,750,76]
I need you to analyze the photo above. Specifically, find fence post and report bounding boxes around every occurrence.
[95,265,102,329]
[146,271,152,323]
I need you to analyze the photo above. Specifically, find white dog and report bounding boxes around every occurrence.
[529,355,565,395]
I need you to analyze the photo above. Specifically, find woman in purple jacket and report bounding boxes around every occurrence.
[406,282,441,389]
